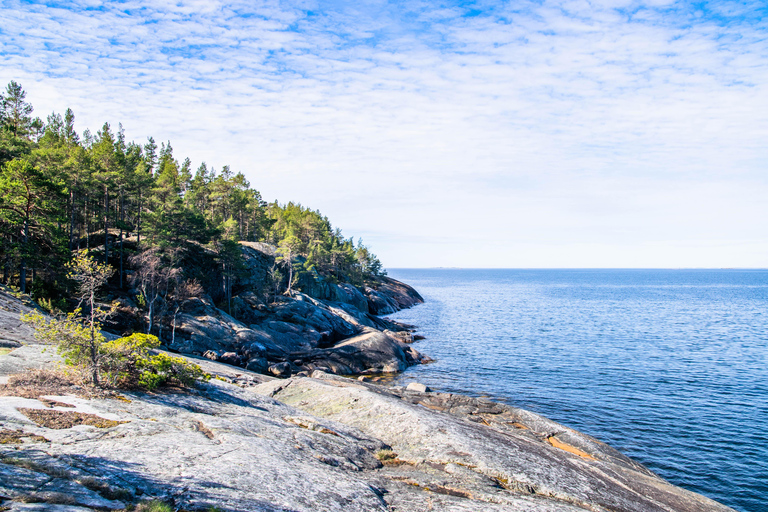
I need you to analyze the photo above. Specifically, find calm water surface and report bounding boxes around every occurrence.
[385,269,768,512]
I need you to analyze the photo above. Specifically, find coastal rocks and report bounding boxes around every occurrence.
[167,291,427,377]
[295,273,370,313]
[268,361,291,378]
[0,289,41,347]
[237,241,276,292]
[0,358,392,511]
[406,382,430,393]
[245,357,269,373]
[261,294,358,344]
[303,329,423,375]
[255,375,735,512]
[0,345,736,512]
[364,276,424,315]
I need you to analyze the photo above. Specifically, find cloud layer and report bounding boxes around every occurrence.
[2,0,767,267]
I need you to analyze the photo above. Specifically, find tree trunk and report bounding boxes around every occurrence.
[104,187,109,264]
[20,217,29,293]
[137,192,142,247]
[171,306,179,346]
[286,254,293,296]
[85,195,89,250]
[119,191,124,288]
[147,295,154,335]
[69,189,75,251]
[89,289,99,387]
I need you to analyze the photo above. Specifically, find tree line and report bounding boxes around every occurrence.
[0,80,385,306]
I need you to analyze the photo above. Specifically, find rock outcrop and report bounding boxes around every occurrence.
[0,288,41,349]
[0,344,735,512]
[151,242,426,378]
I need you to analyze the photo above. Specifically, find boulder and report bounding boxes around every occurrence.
[268,361,292,378]
[202,350,221,361]
[304,329,424,375]
[406,382,430,393]
[218,352,242,366]
[246,357,269,374]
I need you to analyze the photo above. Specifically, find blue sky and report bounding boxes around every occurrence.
[1,0,767,267]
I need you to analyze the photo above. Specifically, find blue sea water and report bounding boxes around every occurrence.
[384,269,768,512]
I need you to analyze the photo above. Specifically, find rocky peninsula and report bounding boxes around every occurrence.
[0,244,736,512]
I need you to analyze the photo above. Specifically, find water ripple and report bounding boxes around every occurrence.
[387,269,768,512]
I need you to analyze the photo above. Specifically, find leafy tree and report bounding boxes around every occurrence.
[129,247,181,336]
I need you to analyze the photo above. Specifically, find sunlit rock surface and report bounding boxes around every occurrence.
[0,344,734,512]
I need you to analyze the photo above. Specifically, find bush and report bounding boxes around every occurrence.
[21,313,208,390]
[102,333,209,390]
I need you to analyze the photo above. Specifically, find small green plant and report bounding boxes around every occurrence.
[375,449,398,461]
[37,296,66,314]
[135,500,173,512]
[21,253,207,390]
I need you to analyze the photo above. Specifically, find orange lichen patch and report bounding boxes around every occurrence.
[547,435,596,460]
[376,449,409,466]
[18,408,127,429]
[510,422,529,430]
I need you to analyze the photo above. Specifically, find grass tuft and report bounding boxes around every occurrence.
[135,499,174,512]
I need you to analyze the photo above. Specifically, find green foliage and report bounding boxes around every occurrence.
[21,309,104,370]
[101,333,209,390]
[21,312,208,390]
[1,81,387,313]
[134,500,173,512]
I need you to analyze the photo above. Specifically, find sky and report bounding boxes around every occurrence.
[1,0,767,268]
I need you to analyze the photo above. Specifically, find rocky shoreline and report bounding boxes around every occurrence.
[0,342,734,512]
[0,269,736,512]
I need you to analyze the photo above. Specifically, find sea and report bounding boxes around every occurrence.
[384,269,768,512]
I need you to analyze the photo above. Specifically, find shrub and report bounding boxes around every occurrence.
[21,315,208,391]
[101,333,209,390]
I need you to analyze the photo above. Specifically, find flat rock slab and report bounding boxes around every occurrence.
[0,344,63,377]
[254,376,734,512]
[0,290,39,347]
[0,335,735,512]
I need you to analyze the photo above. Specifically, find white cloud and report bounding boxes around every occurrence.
[1,0,766,267]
